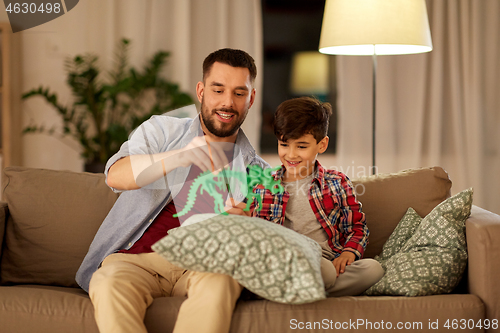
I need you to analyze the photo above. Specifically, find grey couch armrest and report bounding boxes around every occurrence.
[0,201,8,261]
[466,205,500,332]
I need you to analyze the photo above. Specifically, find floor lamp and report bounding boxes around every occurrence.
[318,0,433,175]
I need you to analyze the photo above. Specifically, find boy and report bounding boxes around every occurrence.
[253,97,383,296]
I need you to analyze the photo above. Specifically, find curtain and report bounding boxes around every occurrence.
[335,0,500,214]
[21,0,263,171]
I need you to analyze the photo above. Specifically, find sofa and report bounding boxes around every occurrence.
[0,166,499,333]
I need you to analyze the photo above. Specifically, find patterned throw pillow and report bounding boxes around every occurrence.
[375,208,423,261]
[152,214,326,304]
[365,188,473,297]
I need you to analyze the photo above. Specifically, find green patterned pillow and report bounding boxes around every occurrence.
[365,188,472,297]
[152,214,326,304]
[375,208,423,262]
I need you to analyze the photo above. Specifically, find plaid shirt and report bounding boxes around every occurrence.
[252,161,368,259]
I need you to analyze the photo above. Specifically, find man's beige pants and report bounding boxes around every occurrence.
[89,253,383,333]
[89,252,243,333]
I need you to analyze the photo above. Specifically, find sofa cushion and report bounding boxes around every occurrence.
[0,285,99,332]
[352,166,452,258]
[1,167,118,287]
[0,286,485,333]
[152,214,326,304]
[365,188,472,296]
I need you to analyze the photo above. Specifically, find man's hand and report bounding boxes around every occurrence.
[178,137,231,173]
[113,137,233,191]
[332,251,356,277]
[224,199,253,217]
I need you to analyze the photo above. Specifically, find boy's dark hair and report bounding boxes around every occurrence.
[273,97,332,143]
[203,48,257,83]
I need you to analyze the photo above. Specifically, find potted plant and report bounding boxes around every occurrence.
[23,38,193,172]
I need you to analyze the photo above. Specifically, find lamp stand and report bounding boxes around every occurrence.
[371,53,377,175]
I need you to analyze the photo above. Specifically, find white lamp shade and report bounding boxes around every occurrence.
[319,0,433,55]
[290,51,330,95]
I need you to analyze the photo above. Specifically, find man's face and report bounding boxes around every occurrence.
[196,62,256,141]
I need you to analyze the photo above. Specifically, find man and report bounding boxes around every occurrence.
[76,48,268,333]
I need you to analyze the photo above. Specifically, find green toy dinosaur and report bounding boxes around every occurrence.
[173,165,283,217]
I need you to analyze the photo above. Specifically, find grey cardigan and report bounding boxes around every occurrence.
[76,109,269,292]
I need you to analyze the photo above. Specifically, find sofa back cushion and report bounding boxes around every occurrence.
[352,167,452,258]
[0,166,451,286]
[1,167,118,287]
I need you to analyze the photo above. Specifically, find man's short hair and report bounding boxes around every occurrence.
[273,97,332,143]
[203,48,257,82]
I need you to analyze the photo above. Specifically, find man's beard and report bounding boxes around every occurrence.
[200,98,248,138]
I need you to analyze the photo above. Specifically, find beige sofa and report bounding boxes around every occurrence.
[0,166,499,333]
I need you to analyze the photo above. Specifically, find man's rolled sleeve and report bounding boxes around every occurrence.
[104,116,170,193]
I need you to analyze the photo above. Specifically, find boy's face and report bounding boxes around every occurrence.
[278,134,328,181]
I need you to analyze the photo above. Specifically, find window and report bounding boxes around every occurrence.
[261,0,337,154]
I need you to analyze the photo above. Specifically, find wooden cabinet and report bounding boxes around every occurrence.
[0,22,22,169]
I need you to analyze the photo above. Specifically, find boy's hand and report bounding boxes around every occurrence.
[332,251,356,277]
[224,199,253,217]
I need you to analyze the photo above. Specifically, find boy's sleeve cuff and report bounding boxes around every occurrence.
[342,247,363,260]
